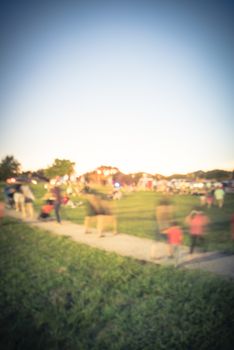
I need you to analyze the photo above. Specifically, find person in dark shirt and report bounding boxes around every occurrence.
[51,185,62,223]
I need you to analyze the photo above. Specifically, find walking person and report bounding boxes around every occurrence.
[21,184,35,219]
[164,221,183,267]
[3,182,15,208]
[214,186,225,208]
[185,209,209,254]
[13,184,26,219]
[155,197,174,241]
[51,185,62,223]
[205,191,213,208]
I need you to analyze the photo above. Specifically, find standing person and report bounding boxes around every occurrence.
[164,221,183,267]
[214,186,225,208]
[51,185,62,223]
[155,197,174,241]
[13,184,26,218]
[21,184,35,219]
[206,191,213,208]
[3,183,15,208]
[186,209,209,254]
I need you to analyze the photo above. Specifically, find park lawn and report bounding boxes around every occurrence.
[61,190,234,253]
[1,182,234,253]
[0,217,234,350]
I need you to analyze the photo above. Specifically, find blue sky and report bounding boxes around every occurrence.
[0,0,233,175]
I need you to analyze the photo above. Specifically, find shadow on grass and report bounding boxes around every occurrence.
[180,251,234,267]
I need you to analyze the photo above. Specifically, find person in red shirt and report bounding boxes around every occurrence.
[165,221,183,266]
[38,200,54,220]
[186,209,209,254]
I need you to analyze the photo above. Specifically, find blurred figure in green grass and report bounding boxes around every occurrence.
[164,221,183,267]
[51,185,63,224]
[155,197,174,241]
[83,190,117,237]
[21,184,35,219]
[214,186,225,208]
[205,191,214,208]
[13,184,26,219]
[3,182,16,208]
[185,208,209,254]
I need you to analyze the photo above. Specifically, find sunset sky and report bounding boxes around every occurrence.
[0,0,233,175]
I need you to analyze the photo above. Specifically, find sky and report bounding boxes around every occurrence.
[0,0,233,176]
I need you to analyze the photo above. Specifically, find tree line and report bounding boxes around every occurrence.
[0,155,233,182]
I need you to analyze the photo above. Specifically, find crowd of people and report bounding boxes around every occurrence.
[152,195,232,266]
[3,180,73,224]
[4,182,35,220]
[1,180,233,264]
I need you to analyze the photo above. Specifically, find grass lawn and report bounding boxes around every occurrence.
[1,182,234,253]
[0,217,234,350]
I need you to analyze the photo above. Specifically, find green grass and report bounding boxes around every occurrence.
[1,182,234,253]
[0,217,234,350]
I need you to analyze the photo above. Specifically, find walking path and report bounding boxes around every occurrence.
[4,208,234,279]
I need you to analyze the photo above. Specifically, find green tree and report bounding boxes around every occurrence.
[0,155,21,181]
[44,159,75,179]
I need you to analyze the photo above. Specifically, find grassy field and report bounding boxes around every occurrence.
[1,182,234,253]
[0,217,234,350]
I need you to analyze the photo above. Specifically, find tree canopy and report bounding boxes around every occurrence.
[44,159,76,179]
[0,155,21,181]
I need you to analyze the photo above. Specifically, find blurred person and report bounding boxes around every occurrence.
[62,194,77,208]
[13,184,26,218]
[51,185,63,223]
[164,221,183,267]
[200,193,206,206]
[66,183,73,196]
[84,192,117,237]
[3,183,16,208]
[21,184,35,219]
[205,191,213,208]
[38,199,54,220]
[214,186,225,208]
[155,197,174,241]
[43,184,56,202]
[185,209,209,254]
[112,189,122,200]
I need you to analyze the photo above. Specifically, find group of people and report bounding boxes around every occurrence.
[2,182,233,263]
[3,180,84,224]
[200,186,225,208]
[153,198,210,266]
[4,182,35,219]
[3,181,64,224]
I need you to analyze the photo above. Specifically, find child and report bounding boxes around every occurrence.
[165,221,183,267]
[38,200,54,220]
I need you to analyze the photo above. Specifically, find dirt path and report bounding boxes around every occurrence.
[4,208,234,279]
